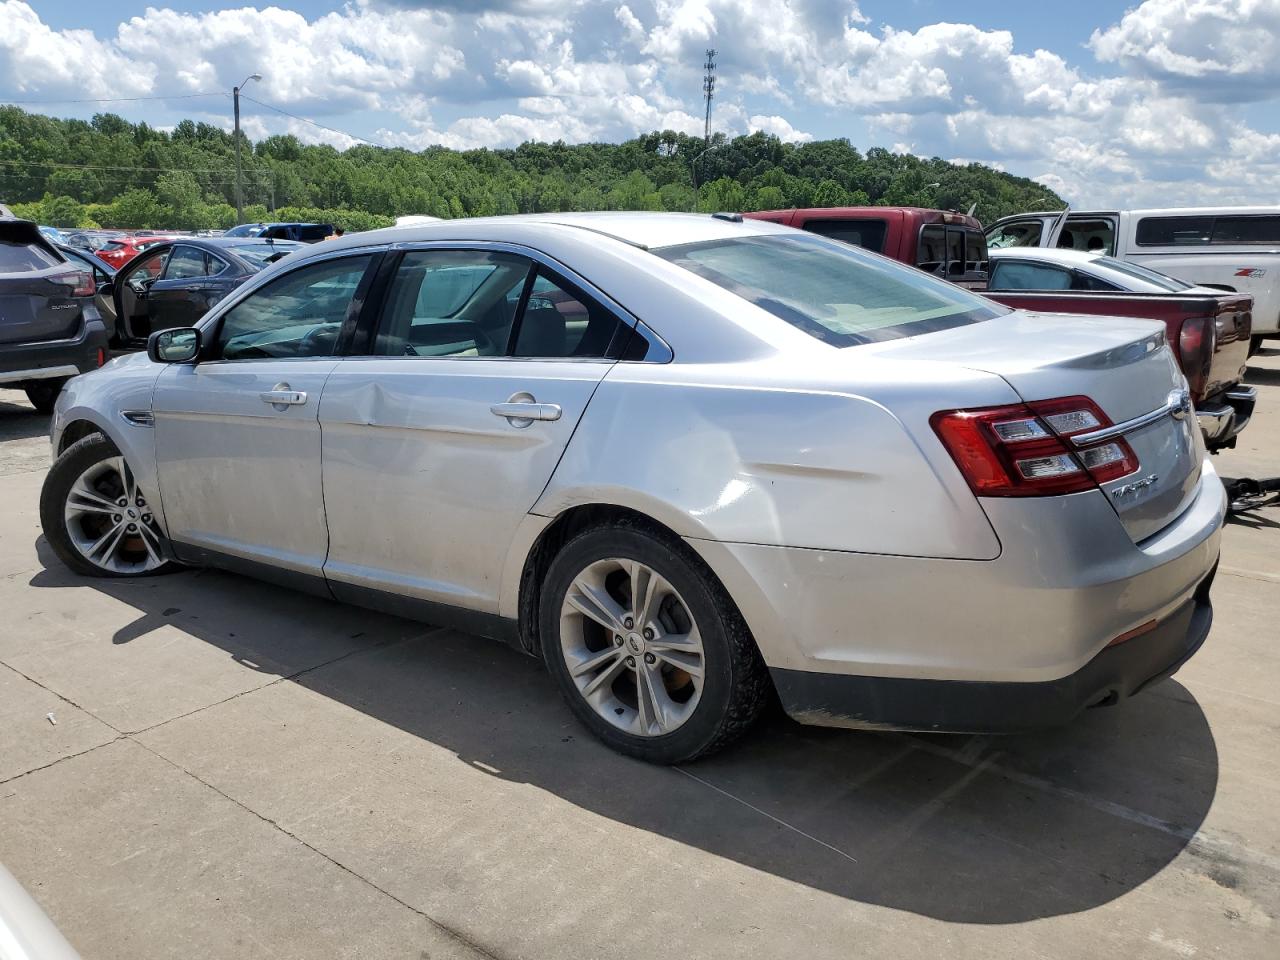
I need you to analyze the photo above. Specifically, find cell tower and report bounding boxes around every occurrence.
[703,48,717,144]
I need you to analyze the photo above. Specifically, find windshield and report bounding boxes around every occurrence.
[231,242,303,267]
[654,233,1001,346]
[1094,256,1192,292]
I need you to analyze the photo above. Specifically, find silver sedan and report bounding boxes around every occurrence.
[41,213,1225,762]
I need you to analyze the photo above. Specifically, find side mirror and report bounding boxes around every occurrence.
[148,327,201,364]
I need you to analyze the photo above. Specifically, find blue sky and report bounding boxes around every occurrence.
[4,1,1280,208]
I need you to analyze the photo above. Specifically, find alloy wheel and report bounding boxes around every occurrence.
[63,456,167,575]
[558,558,706,737]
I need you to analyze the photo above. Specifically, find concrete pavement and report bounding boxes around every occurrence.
[0,353,1278,959]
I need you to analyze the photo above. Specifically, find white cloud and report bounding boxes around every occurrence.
[2,0,1280,209]
[748,114,812,142]
[1090,0,1280,100]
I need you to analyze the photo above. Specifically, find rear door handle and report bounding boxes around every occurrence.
[490,400,562,425]
[260,389,307,406]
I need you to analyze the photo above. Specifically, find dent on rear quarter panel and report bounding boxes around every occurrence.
[533,373,1001,561]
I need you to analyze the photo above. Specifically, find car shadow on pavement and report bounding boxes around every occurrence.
[29,544,1220,926]
[0,400,50,443]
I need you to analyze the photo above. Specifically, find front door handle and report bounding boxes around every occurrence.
[261,387,307,407]
[490,394,562,427]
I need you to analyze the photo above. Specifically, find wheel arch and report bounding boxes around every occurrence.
[512,502,764,669]
[57,417,107,455]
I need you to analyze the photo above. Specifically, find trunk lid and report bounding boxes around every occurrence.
[876,311,1201,542]
[0,219,84,344]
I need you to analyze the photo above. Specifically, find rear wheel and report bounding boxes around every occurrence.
[539,521,769,763]
[40,433,176,578]
[23,378,66,414]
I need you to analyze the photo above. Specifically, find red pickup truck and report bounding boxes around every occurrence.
[746,205,1255,451]
[744,206,990,286]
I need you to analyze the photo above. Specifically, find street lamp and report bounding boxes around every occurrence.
[233,73,262,225]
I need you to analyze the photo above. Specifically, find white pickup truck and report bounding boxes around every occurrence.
[986,206,1280,354]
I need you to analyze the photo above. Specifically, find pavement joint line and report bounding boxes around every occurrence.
[900,735,1280,875]
[126,736,508,960]
[673,766,861,864]
[0,735,126,788]
[0,658,124,735]
[128,626,448,738]
[1219,565,1280,585]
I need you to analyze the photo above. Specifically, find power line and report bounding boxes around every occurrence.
[0,92,227,105]
[238,94,398,150]
[0,158,270,177]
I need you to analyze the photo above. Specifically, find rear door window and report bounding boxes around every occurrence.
[163,245,212,280]
[511,271,625,358]
[299,225,332,242]
[802,219,888,253]
[987,260,1073,290]
[1059,218,1116,254]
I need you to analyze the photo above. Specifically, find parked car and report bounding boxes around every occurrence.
[94,235,178,270]
[110,237,303,342]
[0,217,108,412]
[986,206,1280,355]
[223,222,334,243]
[744,206,989,286]
[63,231,120,253]
[985,247,1255,450]
[0,862,82,959]
[37,225,65,245]
[55,244,118,342]
[41,213,1224,763]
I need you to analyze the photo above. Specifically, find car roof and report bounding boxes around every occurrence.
[988,247,1102,265]
[322,212,794,253]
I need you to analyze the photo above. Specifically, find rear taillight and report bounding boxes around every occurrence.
[52,269,95,299]
[1178,316,1216,400]
[931,396,1138,497]
[96,348,107,368]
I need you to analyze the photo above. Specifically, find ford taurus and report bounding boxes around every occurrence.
[40,213,1225,763]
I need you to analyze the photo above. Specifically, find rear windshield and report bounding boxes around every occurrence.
[0,238,61,272]
[231,242,303,267]
[1094,256,1192,292]
[654,233,1000,347]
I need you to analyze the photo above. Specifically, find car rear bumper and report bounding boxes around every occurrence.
[0,315,108,386]
[770,562,1214,732]
[688,459,1225,720]
[1196,385,1256,450]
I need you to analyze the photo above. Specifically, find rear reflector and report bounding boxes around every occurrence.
[932,395,1139,497]
[1106,619,1157,648]
[96,348,107,368]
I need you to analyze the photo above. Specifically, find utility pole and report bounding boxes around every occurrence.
[233,73,261,225]
[703,49,717,145]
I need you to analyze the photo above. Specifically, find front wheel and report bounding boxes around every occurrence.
[539,521,770,763]
[39,433,176,578]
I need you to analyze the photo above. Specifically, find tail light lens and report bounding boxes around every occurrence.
[52,269,95,299]
[96,347,107,368]
[1178,316,1216,401]
[931,396,1139,497]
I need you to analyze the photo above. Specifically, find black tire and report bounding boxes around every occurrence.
[539,519,770,763]
[40,432,177,578]
[24,378,66,414]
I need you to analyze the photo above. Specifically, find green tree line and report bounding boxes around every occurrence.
[0,105,1060,231]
